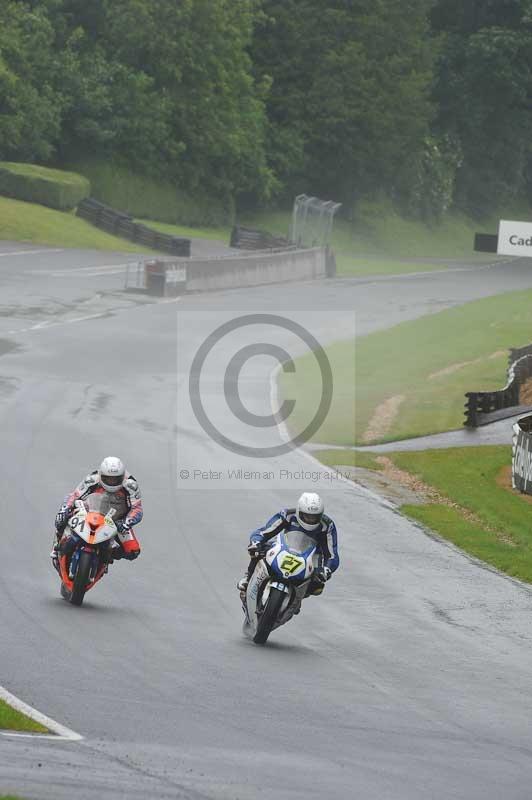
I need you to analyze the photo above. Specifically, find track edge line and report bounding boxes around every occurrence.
[0,684,83,742]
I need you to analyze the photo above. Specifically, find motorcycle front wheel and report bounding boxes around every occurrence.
[71,550,92,606]
[253,586,285,644]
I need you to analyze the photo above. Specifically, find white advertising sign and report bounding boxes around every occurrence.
[498,220,532,257]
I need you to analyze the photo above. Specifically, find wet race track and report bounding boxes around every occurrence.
[2,245,532,798]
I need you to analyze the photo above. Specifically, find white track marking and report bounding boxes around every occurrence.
[53,269,128,278]
[50,266,129,275]
[50,265,130,277]
[0,248,65,258]
[0,684,82,741]
[22,265,129,278]
[24,262,131,277]
[5,296,182,336]
[6,312,108,335]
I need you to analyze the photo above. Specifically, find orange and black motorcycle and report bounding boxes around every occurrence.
[57,498,118,606]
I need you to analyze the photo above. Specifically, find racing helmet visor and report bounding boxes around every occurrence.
[299,511,322,527]
[100,473,124,488]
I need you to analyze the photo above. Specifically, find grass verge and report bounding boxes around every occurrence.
[391,446,532,583]
[282,288,532,446]
[317,444,532,583]
[0,196,148,253]
[0,698,48,733]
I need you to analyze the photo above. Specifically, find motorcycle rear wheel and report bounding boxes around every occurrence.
[253,586,285,644]
[71,551,92,606]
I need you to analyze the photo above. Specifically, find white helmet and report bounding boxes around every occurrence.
[99,456,125,493]
[296,492,324,531]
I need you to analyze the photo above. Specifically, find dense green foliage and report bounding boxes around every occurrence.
[431,0,532,216]
[0,162,89,209]
[0,1,530,220]
[253,1,434,212]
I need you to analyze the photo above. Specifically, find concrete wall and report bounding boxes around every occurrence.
[184,247,326,292]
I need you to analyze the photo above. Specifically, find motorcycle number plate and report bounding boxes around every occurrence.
[280,554,304,575]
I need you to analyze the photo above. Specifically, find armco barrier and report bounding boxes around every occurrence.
[464,352,532,427]
[124,248,328,296]
[512,414,532,494]
[77,198,190,256]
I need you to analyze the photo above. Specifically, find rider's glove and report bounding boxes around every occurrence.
[116,519,132,534]
[315,566,332,584]
[248,536,264,558]
[55,506,71,531]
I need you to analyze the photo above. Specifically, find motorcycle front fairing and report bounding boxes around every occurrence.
[59,499,118,595]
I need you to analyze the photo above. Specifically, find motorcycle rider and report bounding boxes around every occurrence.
[52,456,142,568]
[237,492,339,595]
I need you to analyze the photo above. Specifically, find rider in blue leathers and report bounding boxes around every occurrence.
[237,492,339,595]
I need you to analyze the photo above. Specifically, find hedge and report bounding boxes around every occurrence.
[0,163,90,211]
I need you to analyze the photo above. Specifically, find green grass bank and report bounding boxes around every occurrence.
[318,444,532,584]
[282,288,532,447]
[0,195,147,252]
[391,446,532,582]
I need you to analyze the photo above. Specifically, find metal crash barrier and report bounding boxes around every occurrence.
[512,414,532,494]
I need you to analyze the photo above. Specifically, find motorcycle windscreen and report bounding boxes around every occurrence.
[282,530,316,555]
[85,492,113,516]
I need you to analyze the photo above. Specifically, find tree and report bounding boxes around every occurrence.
[0,1,62,161]
[432,0,532,214]
[97,0,273,200]
[253,0,435,210]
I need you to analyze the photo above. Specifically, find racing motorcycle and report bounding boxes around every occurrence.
[57,497,118,607]
[242,530,321,644]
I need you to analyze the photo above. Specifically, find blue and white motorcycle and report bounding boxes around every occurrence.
[242,530,321,644]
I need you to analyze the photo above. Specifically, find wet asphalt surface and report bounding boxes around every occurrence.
[2,245,532,798]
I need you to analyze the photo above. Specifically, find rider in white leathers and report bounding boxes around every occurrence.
[52,456,142,567]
